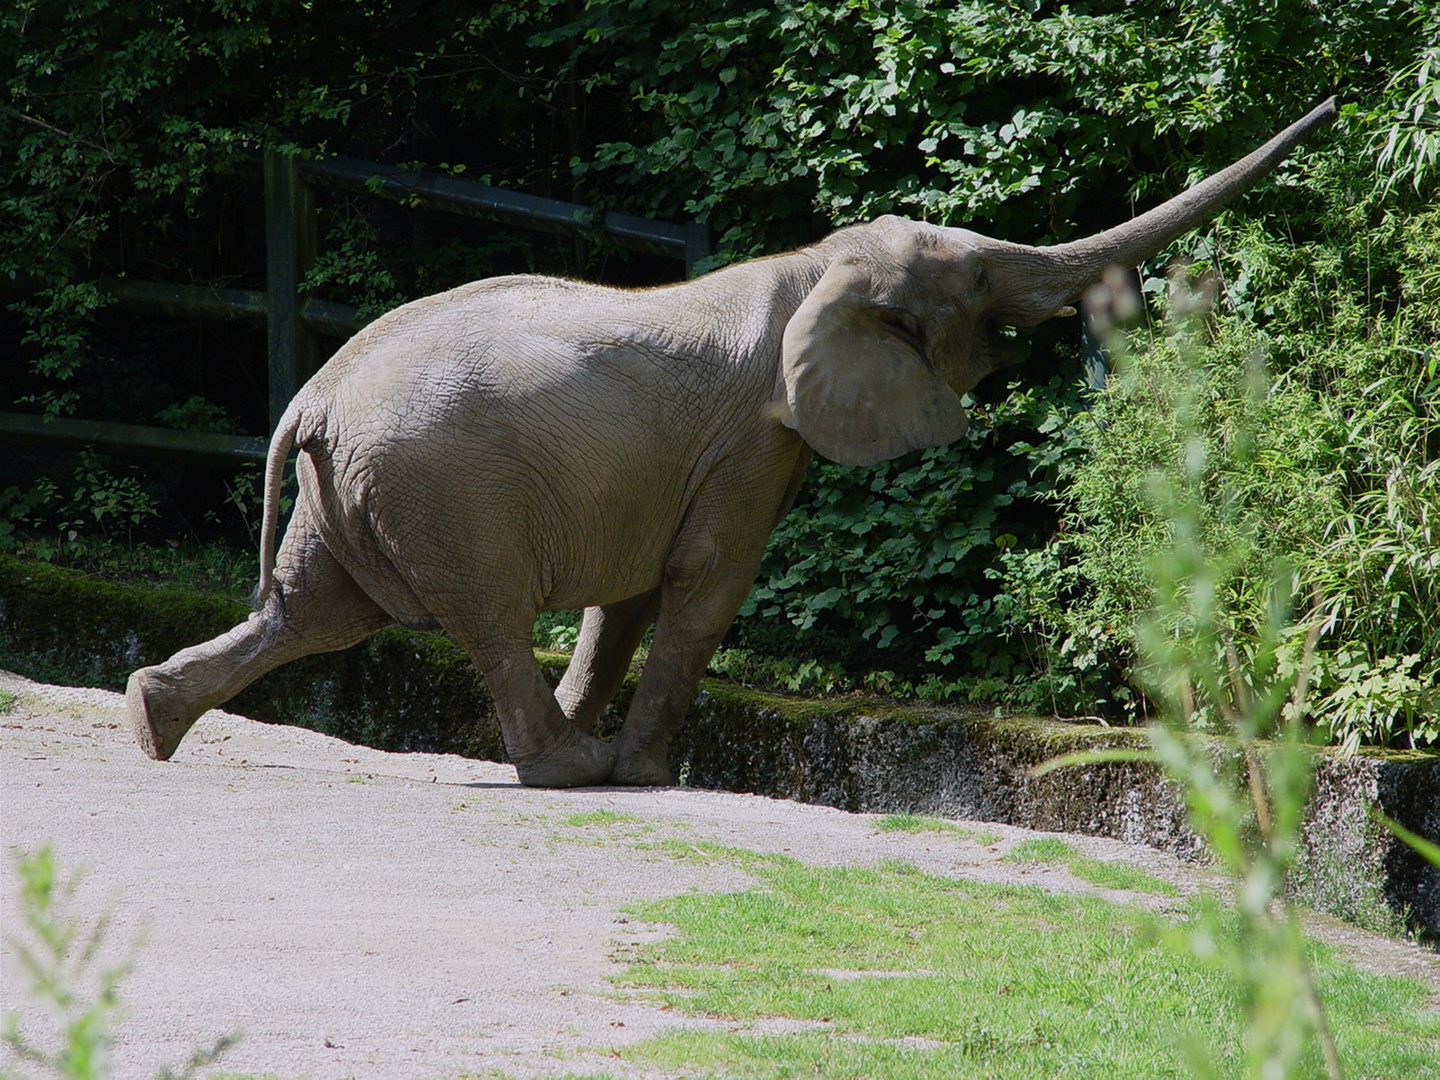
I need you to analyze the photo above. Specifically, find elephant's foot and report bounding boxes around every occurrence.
[126,668,206,761]
[514,731,617,788]
[610,748,674,788]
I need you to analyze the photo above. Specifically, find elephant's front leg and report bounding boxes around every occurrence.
[610,543,762,787]
[553,589,660,734]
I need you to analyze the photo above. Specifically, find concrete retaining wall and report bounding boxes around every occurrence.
[2,555,1435,937]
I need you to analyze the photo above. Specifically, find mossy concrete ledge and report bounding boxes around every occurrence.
[2,555,1435,937]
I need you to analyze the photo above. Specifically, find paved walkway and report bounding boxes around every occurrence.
[2,671,1434,1079]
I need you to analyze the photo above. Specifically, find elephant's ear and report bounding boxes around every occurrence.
[779,256,968,467]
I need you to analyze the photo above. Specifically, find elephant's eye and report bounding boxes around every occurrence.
[974,266,990,291]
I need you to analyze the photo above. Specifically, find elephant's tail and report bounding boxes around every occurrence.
[254,400,304,607]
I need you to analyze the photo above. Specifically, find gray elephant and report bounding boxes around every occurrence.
[127,99,1336,787]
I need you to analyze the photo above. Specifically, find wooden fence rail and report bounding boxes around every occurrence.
[1,150,711,465]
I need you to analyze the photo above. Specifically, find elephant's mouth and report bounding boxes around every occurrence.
[982,320,1021,372]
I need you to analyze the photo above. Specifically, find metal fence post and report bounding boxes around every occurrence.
[683,219,713,278]
[264,150,318,432]
[3,151,705,465]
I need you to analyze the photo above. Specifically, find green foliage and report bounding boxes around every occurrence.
[0,465,258,598]
[1140,468,1351,1078]
[0,451,160,563]
[1035,152,1440,746]
[1037,349,1385,1075]
[534,609,584,652]
[153,397,240,436]
[2,846,130,1080]
[567,0,1406,256]
[300,205,404,325]
[1372,7,1440,194]
[1,847,238,1080]
[4,0,1437,746]
[9,285,109,420]
[2,847,239,1080]
[726,378,1089,703]
[3,1,261,413]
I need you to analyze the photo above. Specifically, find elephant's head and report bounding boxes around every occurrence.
[779,98,1337,466]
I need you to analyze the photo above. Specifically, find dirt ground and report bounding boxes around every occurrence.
[2,669,1436,1080]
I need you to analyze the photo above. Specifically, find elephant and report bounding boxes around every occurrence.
[126,99,1336,787]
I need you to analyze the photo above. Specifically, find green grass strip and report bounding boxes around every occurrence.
[1002,836,1179,897]
[610,848,1440,1080]
[874,814,1001,845]
[559,809,644,828]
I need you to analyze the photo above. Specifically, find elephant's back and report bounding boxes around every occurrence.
[311,276,693,409]
[289,277,717,610]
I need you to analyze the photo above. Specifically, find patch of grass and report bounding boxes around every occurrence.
[610,848,1440,1079]
[633,838,738,866]
[874,813,962,835]
[874,814,1002,846]
[1068,860,1178,897]
[0,687,19,713]
[1002,837,1178,897]
[1000,836,1077,864]
[560,809,644,828]
[553,809,655,847]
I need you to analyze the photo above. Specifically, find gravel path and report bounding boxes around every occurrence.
[2,670,1435,1079]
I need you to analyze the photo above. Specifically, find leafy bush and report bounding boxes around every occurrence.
[570,0,1411,255]
[725,375,1089,703]
[4,0,1436,744]
[1030,145,1440,747]
[1043,386,1354,1078]
[0,451,161,563]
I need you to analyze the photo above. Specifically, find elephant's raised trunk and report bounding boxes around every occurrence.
[984,98,1338,325]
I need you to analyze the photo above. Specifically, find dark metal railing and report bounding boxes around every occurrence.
[304,154,711,266]
[1,150,711,464]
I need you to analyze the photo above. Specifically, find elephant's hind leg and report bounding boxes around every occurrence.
[443,619,617,788]
[127,518,392,760]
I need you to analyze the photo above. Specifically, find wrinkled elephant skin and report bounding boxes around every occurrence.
[127,101,1336,786]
